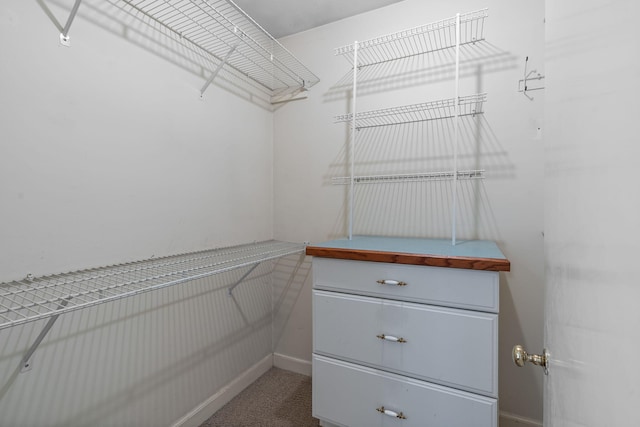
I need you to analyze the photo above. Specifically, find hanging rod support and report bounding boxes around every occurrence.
[227,263,260,296]
[200,34,241,98]
[519,56,545,100]
[59,0,82,47]
[271,86,308,105]
[20,297,72,373]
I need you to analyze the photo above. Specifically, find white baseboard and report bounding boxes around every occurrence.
[171,354,273,427]
[273,352,312,376]
[500,411,543,427]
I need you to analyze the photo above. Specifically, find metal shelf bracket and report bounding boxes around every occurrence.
[200,28,241,98]
[227,262,260,296]
[59,0,82,47]
[20,297,71,373]
[271,85,308,105]
[226,248,307,296]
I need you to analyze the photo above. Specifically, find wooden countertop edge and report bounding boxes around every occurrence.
[305,246,511,272]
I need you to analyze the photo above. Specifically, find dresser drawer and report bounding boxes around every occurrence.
[313,354,497,427]
[312,257,499,312]
[313,290,498,397]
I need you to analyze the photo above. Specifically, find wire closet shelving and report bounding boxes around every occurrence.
[335,94,487,129]
[333,8,489,244]
[332,170,485,185]
[334,9,487,67]
[61,0,319,100]
[0,240,304,331]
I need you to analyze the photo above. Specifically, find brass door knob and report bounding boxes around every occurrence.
[512,344,549,375]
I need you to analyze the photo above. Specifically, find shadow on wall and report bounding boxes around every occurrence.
[36,0,275,110]
[0,256,308,426]
[321,38,518,242]
[323,114,514,241]
[272,253,312,350]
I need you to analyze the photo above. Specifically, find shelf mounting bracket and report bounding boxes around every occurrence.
[271,85,308,105]
[59,0,82,47]
[227,263,260,296]
[201,30,241,98]
[20,297,72,373]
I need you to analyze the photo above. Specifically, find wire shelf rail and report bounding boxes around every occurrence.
[332,170,485,185]
[335,8,488,67]
[115,0,319,97]
[0,240,305,331]
[335,94,486,129]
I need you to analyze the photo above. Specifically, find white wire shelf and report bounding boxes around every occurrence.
[117,0,319,97]
[332,170,485,185]
[335,8,488,67]
[0,240,305,331]
[335,94,486,129]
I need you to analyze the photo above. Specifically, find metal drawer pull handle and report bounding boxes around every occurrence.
[376,406,406,420]
[376,279,407,286]
[376,334,407,343]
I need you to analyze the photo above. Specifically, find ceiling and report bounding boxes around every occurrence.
[231,0,405,39]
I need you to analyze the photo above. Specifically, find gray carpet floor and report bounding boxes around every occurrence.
[200,368,320,427]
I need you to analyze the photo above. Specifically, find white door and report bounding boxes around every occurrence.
[539,1,640,425]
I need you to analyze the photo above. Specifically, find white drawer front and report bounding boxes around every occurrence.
[312,258,499,313]
[313,290,498,397]
[313,354,497,427]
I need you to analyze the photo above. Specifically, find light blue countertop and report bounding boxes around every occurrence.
[309,236,507,260]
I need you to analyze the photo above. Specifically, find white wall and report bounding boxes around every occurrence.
[0,1,280,425]
[274,0,545,423]
[1,0,276,280]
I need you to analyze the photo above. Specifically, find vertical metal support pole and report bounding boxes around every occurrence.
[349,41,359,241]
[451,13,461,246]
[59,0,82,47]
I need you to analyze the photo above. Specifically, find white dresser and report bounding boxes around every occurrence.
[306,236,510,427]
